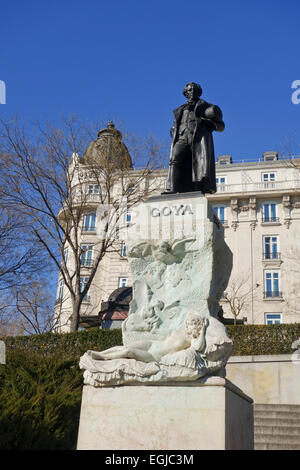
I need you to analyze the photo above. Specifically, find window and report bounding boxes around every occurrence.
[120,242,127,258]
[118,277,128,288]
[213,205,226,224]
[81,244,93,266]
[265,313,281,325]
[216,176,226,184]
[216,176,226,192]
[262,173,276,189]
[262,203,278,223]
[57,280,64,301]
[80,276,90,302]
[127,183,135,193]
[263,236,280,260]
[83,213,96,231]
[264,270,281,298]
[263,152,278,162]
[88,184,99,194]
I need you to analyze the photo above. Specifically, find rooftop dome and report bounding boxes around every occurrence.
[82,121,133,169]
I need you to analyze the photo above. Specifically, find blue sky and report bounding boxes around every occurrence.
[1,0,300,163]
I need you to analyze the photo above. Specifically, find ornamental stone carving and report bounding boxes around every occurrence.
[79,195,233,386]
[230,198,239,212]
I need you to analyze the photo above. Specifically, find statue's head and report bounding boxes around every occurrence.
[185,312,206,338]
[158,241,170,252]
[183,82,202,101]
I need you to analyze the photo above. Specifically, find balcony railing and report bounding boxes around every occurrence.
[216,179,300,194]
[261,216,280,223]
[262,252,281,260]
[263,291,283,299]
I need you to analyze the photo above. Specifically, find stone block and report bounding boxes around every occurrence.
[77,377,254,450]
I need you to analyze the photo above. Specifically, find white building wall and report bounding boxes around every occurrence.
[226,354,300,405]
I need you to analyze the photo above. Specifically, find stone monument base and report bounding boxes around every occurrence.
[76,377,254,450]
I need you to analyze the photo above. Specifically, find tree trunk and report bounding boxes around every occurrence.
[70,298,81,332]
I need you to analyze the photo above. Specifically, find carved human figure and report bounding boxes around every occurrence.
[164,82,225,194]
[86,313,208,364]
[126,238,197,324]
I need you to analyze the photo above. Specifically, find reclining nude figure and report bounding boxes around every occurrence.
[87,313,209,364]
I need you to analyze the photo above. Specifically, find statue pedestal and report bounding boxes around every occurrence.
[76,377,254,450]
[77,194,248,449]
[122,193,233,350]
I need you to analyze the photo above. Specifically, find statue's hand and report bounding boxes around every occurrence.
[170,124,175,137]
[200,118,217,132]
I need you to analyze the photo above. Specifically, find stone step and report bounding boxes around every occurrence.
[255,443,300,450]
[254,404,300,413]
[254,410,300,420]
[253,404,300,450]
[255,417,300,427]
[255,425,300,436]
[255,433,300,445]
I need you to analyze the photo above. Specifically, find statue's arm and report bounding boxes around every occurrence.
[198,103,225,133]
[170,120,176,138]
[200,117,225,133]
[191,319,209,352]
[215,120,225,132]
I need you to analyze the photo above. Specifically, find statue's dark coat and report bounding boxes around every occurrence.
[167,99,224,194]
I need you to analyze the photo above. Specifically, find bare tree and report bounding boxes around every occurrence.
[222,272,259,325]
[0,205,44,291]
[14,281,55,335]
[0,312,25,336]
[0,116,166,331]
[277,136,300,174]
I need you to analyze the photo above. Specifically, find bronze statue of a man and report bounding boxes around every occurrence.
[164,82,225,194]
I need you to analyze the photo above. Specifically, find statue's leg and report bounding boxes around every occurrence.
[168,142,188,193]
[182,146,193,192]
[193,177,211,194]
[89,346,126,360]
[89,346,155,363]
[125,348,156,363]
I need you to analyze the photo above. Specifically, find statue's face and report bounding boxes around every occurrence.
[159,241,169,252]
[185,83,199,101]
[185,314,203,338]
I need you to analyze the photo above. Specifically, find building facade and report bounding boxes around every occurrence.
[208,152,300,325]
[54,126,300,331]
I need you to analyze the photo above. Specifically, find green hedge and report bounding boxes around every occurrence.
[227,323,300,356]
[2,327,123,359]
[0,323,299,449]
[0,328,123,450]
[2,322,299,358]
[0,352,82,450]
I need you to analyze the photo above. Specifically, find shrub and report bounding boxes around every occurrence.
[0,328,122,450]
[227,323,300,356]
[0,352,82,449]
[2,327,123,359]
